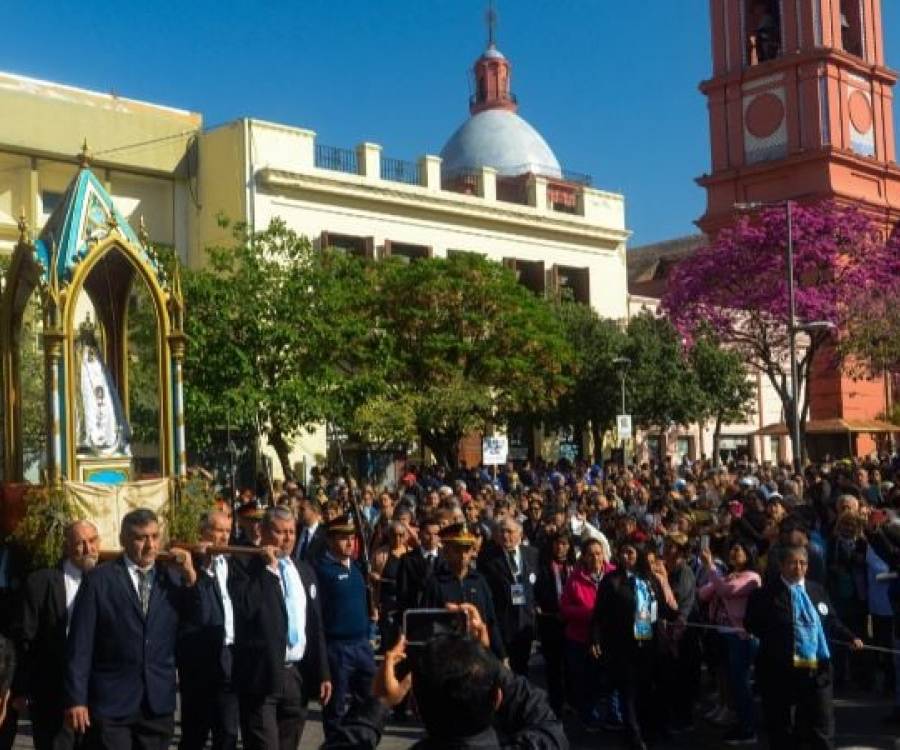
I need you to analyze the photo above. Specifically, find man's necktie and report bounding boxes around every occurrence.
[278,558,301,648]
[298,529,310,559]
[507,549,519,577]
[137,569,151,615]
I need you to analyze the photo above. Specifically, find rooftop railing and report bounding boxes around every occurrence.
[381,156,420,185]
[315,144,358,174]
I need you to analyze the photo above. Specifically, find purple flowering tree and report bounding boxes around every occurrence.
[839,229,900,382]
[662,201,900,455]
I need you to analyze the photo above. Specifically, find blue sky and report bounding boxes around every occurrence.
[4,1,898,247]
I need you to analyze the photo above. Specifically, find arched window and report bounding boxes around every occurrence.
[841,0,865,58]
[747,0,782,65]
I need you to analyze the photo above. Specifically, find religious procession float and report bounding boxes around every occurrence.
[0,146,209,564]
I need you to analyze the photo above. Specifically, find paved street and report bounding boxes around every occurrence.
[12,684,898,749]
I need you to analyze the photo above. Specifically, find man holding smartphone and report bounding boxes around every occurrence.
[319,603,567,750]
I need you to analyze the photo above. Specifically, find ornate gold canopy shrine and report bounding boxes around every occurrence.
[1,147,186,483]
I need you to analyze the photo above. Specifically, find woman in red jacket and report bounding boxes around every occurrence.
[560,537,619,732]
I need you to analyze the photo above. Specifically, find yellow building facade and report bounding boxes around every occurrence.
[0,71,201,261]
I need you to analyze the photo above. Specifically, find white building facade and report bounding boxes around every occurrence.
[195,40,630,478]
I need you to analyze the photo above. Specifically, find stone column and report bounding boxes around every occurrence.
[527,174,548,211]
[356,142,382,178]
[170,337,187,477]
[296,128,317,170]
[477,166,497,201]
[43,330,65,482]
[418,155,443,189]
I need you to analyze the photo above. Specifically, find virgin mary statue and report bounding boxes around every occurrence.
[77,317,131,456]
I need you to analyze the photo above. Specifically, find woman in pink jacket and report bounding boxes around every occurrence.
[560,537,619,731]
[698,539,761,745]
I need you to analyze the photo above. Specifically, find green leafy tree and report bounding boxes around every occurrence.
[351,253,573,468]
[624,310,702,453]
[182,219,378,476]
[126,271,162,450]
[19,291,47,476]
[688,329,756,465]
[545,301,626,460]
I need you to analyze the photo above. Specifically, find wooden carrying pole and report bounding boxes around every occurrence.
[99,544,269,562]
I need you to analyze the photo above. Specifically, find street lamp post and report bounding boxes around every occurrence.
[734,200,835,472]
[784,201,803,473]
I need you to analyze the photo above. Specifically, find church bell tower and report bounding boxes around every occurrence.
[697,0,900,234]
[697,0,900,455]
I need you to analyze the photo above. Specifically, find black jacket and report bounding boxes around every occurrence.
[533,559,573,617]
[479,545,540,645]
[423,568,506,660]
[321,668,568,749]
[293,523,328,564]
[396,548,441,612]
[745,577,856,685]
[64,557,200,719]
[590,570,676,656]
[230,555,330,697]
[177,556,245,688]
[12,565,67,709]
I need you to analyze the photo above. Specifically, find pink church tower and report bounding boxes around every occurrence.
[698,0,900,235]
[697,0,900,456]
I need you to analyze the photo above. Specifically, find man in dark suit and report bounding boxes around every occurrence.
[0,539,27,750]
[64,508,198,750]
[396,515,442,613]
[13,519,100,750]
[231,506,331,750]
[293,498,327,563]
[177,510,241,750]
[479,517,539,675]
[0,636,13,727]
[746,544,864,750]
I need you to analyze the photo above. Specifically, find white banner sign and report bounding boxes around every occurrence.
[482,435,509,465]
[616,414,633,439]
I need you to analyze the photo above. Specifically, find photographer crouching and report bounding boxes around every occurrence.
[322,602,568,749]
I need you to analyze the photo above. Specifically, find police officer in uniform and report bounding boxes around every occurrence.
[233,502,264,549]
[314,514,376,739]
[422,523,506,660]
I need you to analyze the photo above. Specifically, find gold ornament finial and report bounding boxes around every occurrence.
[78,138,92,168]
[106,210,118,232]
[139,215,150,246]
[16,206,28,243]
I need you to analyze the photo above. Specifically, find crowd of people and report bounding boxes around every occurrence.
[0,452,899,750]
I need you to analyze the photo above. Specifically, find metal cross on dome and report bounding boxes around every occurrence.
[486,0,497,47]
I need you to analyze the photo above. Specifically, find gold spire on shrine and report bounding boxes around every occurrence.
[77,138,92,168]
